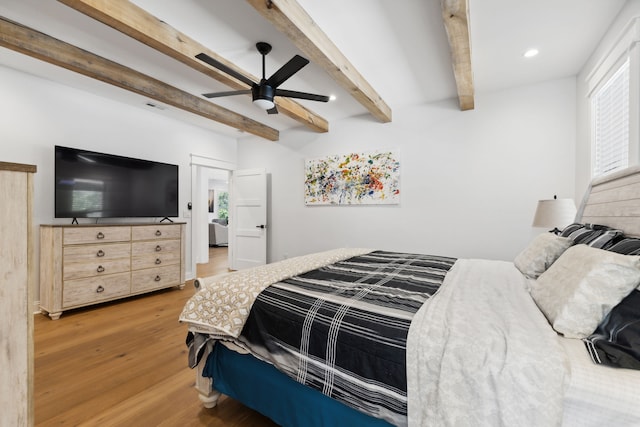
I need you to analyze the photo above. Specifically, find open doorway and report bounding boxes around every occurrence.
[190,154,235,279]
[190,155,268,277]
[207,169,230,248]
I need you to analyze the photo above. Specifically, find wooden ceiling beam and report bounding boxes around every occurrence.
[442,0,475,111]
[0,16,279,141]
[246,0,392,123]
[57,0,329,133]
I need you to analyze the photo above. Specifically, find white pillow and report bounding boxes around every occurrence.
[514,233,572,279]
[530,244,640,338]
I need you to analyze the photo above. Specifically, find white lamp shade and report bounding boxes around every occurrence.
[253,98,275,110]
[532,198,577,229]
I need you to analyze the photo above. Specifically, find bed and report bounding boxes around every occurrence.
[179,166,640,427]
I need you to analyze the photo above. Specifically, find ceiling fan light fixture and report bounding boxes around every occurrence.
[253,98,275,110]
[196,42,328,115]
[252,83,275,110]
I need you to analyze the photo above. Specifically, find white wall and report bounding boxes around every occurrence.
[0,64,237,297]
[238,77,577,262]
[576,0,640,197]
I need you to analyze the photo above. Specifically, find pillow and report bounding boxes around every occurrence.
[530,244,640,338]
[559,223,622,249]
[583,289,640,370]
[560,222,617,236]
[559,222,585,237]
[604,236,640,255]
[514,233,572,279]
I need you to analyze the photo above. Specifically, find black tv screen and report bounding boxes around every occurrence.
[55,146,178,219]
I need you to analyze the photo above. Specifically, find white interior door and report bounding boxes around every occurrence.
[229,168,267,270]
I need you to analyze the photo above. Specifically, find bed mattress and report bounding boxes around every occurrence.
[561,337,640,426]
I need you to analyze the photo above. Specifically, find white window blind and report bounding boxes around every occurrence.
[592,58,630,177]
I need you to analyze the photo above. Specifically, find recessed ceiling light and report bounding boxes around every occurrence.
[523,48,539,58]
[329,95,337,101]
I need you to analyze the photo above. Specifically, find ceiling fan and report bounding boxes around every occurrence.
[195,42,330,114]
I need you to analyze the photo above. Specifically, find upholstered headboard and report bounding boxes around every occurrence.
[577,165,640,237]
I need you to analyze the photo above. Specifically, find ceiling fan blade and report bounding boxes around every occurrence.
[202,89,251,98]
[275,89,330,102]
[267,105,279,115]
[266,55,309,88]
[195,53,256,87]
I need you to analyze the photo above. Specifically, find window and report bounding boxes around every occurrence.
[592,58,630,177]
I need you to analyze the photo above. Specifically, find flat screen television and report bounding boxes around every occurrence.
[55,145,179,219]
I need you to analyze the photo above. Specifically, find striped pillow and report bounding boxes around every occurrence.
[559,223,584,237]
[604,237,640,255]
[560,223,622,249]
[584,289,640,370]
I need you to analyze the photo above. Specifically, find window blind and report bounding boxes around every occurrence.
[592,58,630,177]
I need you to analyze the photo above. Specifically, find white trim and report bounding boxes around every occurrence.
[586,16,640,97]
[190,153,236,170]
[630,38,640,167]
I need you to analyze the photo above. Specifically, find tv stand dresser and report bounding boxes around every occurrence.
[40,222,185,320]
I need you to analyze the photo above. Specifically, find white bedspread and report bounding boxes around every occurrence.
[407,259,569,427]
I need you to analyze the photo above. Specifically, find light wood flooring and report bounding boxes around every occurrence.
[34,246,278,426]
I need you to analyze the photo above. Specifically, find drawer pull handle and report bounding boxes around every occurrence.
[154,275,161,282]
[97,232,105,239]
[97,250,105,257]
[155,258,162,265]
[96,285,105,293]
[155,230,162,236]
[97,265,105,273]
[155,245,162,252]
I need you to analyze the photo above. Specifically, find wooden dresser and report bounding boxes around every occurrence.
[0,162,36,426]
[40,223,185,320]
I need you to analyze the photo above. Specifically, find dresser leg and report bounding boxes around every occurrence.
[47,311,62,320]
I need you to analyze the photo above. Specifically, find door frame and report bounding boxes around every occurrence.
[189,154,236,280]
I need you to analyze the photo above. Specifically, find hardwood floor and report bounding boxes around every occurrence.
[34,247,278,426]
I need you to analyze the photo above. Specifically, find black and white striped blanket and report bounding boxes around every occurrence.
[236,251,456,427]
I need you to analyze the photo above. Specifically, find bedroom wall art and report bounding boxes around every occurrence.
[208,189,215,212]
[304,150,400,205]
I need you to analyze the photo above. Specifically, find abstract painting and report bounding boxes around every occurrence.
[208,190,215,213]
[304,150,400,205]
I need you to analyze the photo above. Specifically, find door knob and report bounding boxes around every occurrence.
[255,224,266,229]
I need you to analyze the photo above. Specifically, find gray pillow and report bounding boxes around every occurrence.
[514,233,572,279]
[530,245,640,338]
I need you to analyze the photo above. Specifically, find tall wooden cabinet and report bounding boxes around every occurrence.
[0,162,36,427]
[40,222,185,320]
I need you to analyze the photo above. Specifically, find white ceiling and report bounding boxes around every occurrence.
[0,0,627,139]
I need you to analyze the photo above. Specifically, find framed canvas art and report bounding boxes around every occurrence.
[304,150,400,205]
[208,190,215,213]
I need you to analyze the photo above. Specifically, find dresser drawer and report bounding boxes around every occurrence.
[131,253,181,270]
[63,242,131,263]
[131,265,180,293]
[63,256,131,280]
[131,239,180,268]
[63,272,131,308]
[131,224,181,241]
[64,226,131,245]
